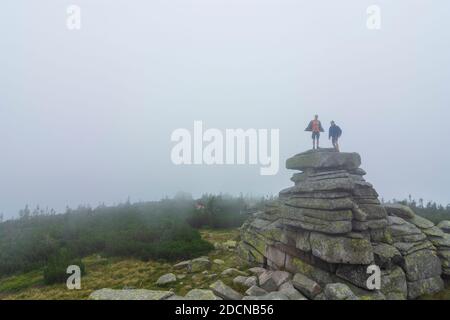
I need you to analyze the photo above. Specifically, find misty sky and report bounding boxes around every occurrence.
[1,1,450,219]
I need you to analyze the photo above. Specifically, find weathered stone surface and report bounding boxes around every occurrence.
[238,149,446,300]
[185,289,222,300]
[266,245,287,269]
[286,150,361,171]
[156,273,177,286]
[258,270,291,292]
[284,197,354,211]
[324,283,359,300]
[89,289,173,300]
[309,232,374,264]
[383,203,415,219]
[221,268,247,277]
[422,226,445,238]
[380,267,407,300]
[247,267,266,276]
[359,204,387,219]
[437,220,450,234]
[285,255,334,286]
[373,243,403,268]
[281,207,352,234]
[245,285,268,297]
[243,292,290,300]
[280,228,311,252]
[278,281,308,300]
[407,276,444,299]
[209,280,243,300]
[213,259,225,265]
[233,276,257,288]
[408,215,435,229]
[190,257,211,272]
[292,273,322,299]
[173,260,191,270]
[402,250,442,282]
[335,265,372,289]
[282,205,353,221]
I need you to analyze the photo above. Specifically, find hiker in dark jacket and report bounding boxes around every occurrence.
[305,115,324,150]
[329,121,342,152]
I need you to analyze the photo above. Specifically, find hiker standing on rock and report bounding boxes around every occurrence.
[305,115,324,150]
[329,120,342,152]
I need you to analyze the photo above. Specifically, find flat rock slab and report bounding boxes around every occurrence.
[89,289,174,300]
[286,150,361,171]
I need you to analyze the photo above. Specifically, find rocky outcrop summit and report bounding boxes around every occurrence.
[238,148,448,299]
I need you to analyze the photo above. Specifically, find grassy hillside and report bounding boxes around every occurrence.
[0,229,247,300]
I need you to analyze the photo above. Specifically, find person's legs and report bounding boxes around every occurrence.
[332,137,340,151]
[312,132,319,149]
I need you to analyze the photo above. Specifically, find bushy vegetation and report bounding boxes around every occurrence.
[0,194,263,279]
[43,249,85,285]
[386,195,450,224]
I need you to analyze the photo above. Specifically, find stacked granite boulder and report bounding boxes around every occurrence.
[238,148,446,300]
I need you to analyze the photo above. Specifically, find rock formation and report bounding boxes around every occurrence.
[238,148,448,299]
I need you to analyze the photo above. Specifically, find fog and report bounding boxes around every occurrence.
[1,1,450,219]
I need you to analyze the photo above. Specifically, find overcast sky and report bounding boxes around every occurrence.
[1,1,450,219]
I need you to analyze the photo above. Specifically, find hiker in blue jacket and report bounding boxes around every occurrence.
[328,121,342,152]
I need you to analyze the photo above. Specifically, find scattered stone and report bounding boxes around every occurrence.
[209,280,243,300]
[173,260,191,271]
[213,259,225,265]
[190,257,211,273]
[224,240,237,249]
[221,268,247,277]
[278,281,307,300]
[324,283,359,300]
[156,273,177,286]
[245,285,268,297]
[185,289,222,300]
[292,273,322,299]
[248,267,266,276]
[258,271,291,292]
